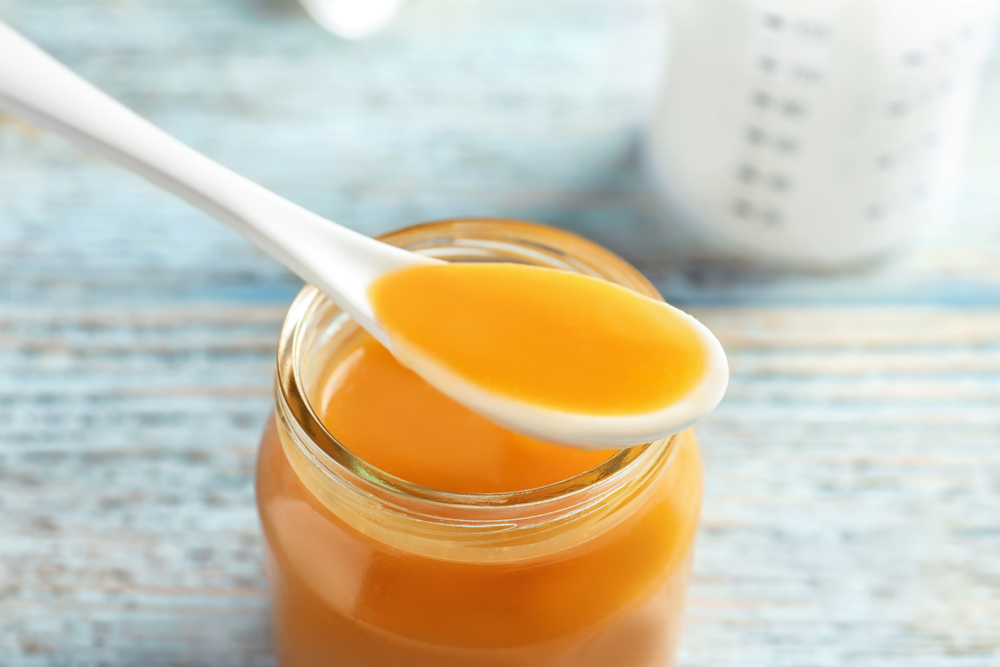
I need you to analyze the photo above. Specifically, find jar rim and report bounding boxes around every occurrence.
[274,218,679,512]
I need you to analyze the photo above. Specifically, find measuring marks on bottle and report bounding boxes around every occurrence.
[864,19,987,224]
[729,2,995,233]
[730,8,828,230]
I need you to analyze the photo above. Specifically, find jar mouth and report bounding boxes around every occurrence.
[275,218,678,510]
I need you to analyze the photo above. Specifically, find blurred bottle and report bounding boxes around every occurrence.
[647,0,999,267]
[299,0,406,40]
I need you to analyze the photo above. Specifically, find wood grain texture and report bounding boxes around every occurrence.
[1,0,998,665]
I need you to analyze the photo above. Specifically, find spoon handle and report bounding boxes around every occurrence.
[0,21,418,341]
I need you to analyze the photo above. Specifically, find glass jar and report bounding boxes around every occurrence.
[256,219,704,667]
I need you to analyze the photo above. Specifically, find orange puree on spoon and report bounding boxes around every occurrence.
[368,263,708,417]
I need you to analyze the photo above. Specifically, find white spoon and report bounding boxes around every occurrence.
[0,22,727,450]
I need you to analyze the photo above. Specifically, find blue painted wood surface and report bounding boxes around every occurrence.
[1,1,998,665]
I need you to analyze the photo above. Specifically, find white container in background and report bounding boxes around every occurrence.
[647,0,999,267]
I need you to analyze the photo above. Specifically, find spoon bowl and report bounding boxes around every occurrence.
[387,300,728,450]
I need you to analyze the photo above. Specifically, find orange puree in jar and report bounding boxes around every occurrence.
[257,421,701,666]
[317,330,612,493]
[256,219,707,667]
[368,263,708,415]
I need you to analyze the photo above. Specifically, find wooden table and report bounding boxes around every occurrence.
[2,1,998,664]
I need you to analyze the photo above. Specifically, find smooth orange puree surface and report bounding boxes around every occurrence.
[318,329,613,493]
[368,263,708,415]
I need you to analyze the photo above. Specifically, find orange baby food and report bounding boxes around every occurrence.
[317,330,612,493]
[368,263,708,415]
[258,220,710,666]
[257,421,702,666]
[257,325,704,666]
